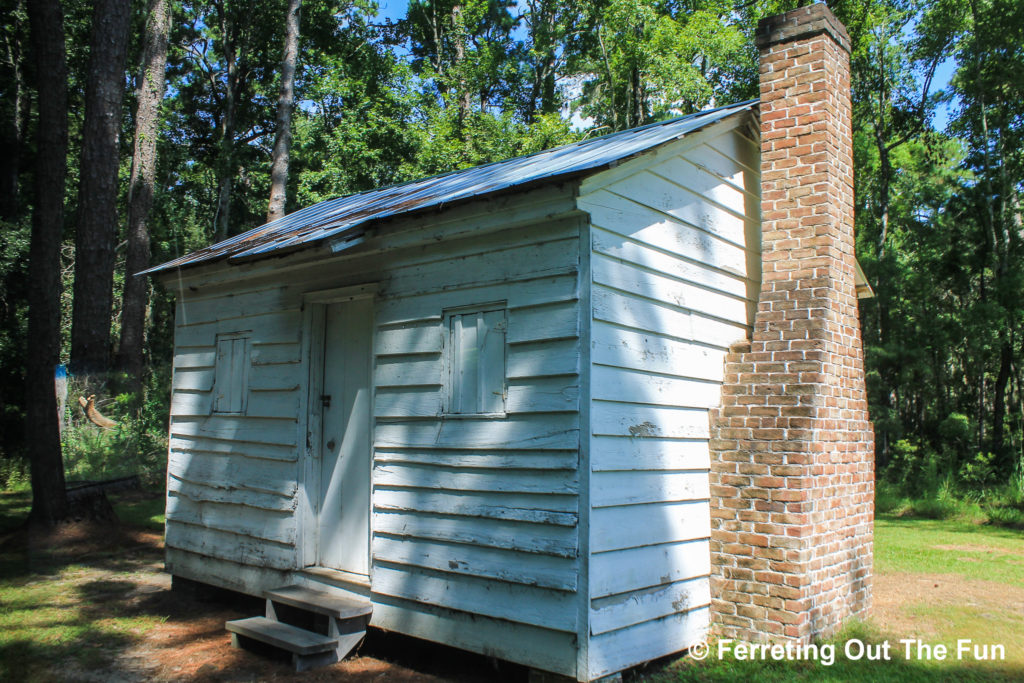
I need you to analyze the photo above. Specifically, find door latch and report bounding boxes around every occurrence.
[320,394,331,408]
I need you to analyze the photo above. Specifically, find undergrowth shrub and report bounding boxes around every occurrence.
[61,371,169,488]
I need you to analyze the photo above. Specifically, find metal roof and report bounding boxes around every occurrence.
[144,99,757,275]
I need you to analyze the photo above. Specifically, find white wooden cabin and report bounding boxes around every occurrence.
[148,101,768,680]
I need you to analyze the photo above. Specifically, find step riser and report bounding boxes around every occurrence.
[294,573,371,602]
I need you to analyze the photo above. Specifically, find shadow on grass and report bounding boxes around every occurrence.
[0,521,520,683]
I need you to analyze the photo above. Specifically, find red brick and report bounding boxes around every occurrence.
[710,2,873,647]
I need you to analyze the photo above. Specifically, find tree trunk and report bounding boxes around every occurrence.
[525,0,558,122]
[450,4,471,131]
[115,0,170,385]
[266,0,301,223]
[26,0,69,526]
[69,0,132,377]
[213,40,240,242]
[992,337,1012,461]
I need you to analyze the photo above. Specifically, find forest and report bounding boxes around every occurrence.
[0,0,1021,523]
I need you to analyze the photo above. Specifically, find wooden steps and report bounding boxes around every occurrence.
[226,584,372,672]
[226,617,337,655]
[265,585,372,619]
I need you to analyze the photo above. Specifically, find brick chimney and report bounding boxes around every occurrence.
[708,3,874,642]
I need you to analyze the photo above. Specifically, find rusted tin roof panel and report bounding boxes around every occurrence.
[144,100,756,275]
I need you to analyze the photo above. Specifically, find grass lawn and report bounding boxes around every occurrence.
[0,487,1021,681]
[0,488,170,682]
[649,513,1024,682]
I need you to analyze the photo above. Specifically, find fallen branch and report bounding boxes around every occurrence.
[78,395,118,429]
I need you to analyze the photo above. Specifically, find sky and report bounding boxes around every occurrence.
[375,0,411,23]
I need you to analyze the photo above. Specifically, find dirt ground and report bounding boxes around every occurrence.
[9,518,1021,682]
[872,539,1024,657]
[2,522,530,683]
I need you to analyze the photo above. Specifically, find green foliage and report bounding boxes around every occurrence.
[0,217,31,465]
[958,451,1000,491]
[61,372,169,488]
[857,0,1024,490]
[884,439,942,497]
[3,0,1023,505]
[572,0,759,130]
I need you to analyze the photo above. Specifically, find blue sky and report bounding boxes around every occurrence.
[374,0,410,23]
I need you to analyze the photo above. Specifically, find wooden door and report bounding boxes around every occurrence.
[316,298,372,574]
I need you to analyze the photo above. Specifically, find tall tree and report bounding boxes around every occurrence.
[0,0,26,221]
[520,0,588,121]
[850,0,959,466]
[404,0,520,127]
[266,0,301,222]
[951,0,1024,467]
[69,0,132,377]
[211,0,246,241]
[116,0,171,384]
[572,0,751,131]
[25,0,70,525]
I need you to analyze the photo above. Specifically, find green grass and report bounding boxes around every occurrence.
[2,484,1021,681]
[0,489,32,533]
[0,488,165,533]
[111,493,166,531]
[643,513,1024,683]
[0,569,165,681]
[875,480,1024,530]
[0,487,169,682]
[875,516,1024,583]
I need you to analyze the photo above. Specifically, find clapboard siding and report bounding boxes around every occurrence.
[167,244,309,578]
[169,416,298,446]
[161,117,766,679]
[167,449,299,497]
[590,540,712,598]
[591,365,723,409]
[367,214,583,633]
[373,536,577,591]
[369,596,579,678]
[375,415,578,450]
[166,521,296,571]
[167,476,295,513]
[590,435,709,472]
[373,487,577,522]
[593,285,748,349]
[171,387,300,418]
[591,226,749,298]
[590,501,711,553]
[588,607,710,679]
[174,309,303,347]
[374,510,578,558]
[169,434,297,462]
[167,209,583,637]
[374,377,579,417]
[378,273,578,325]
[375,463,577,495]
[580,123,760,677]
[166,493,296,543]
[372,563,578,632]
[591,470,709,508]
[374,448,577,471]
[590,576,711,635]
